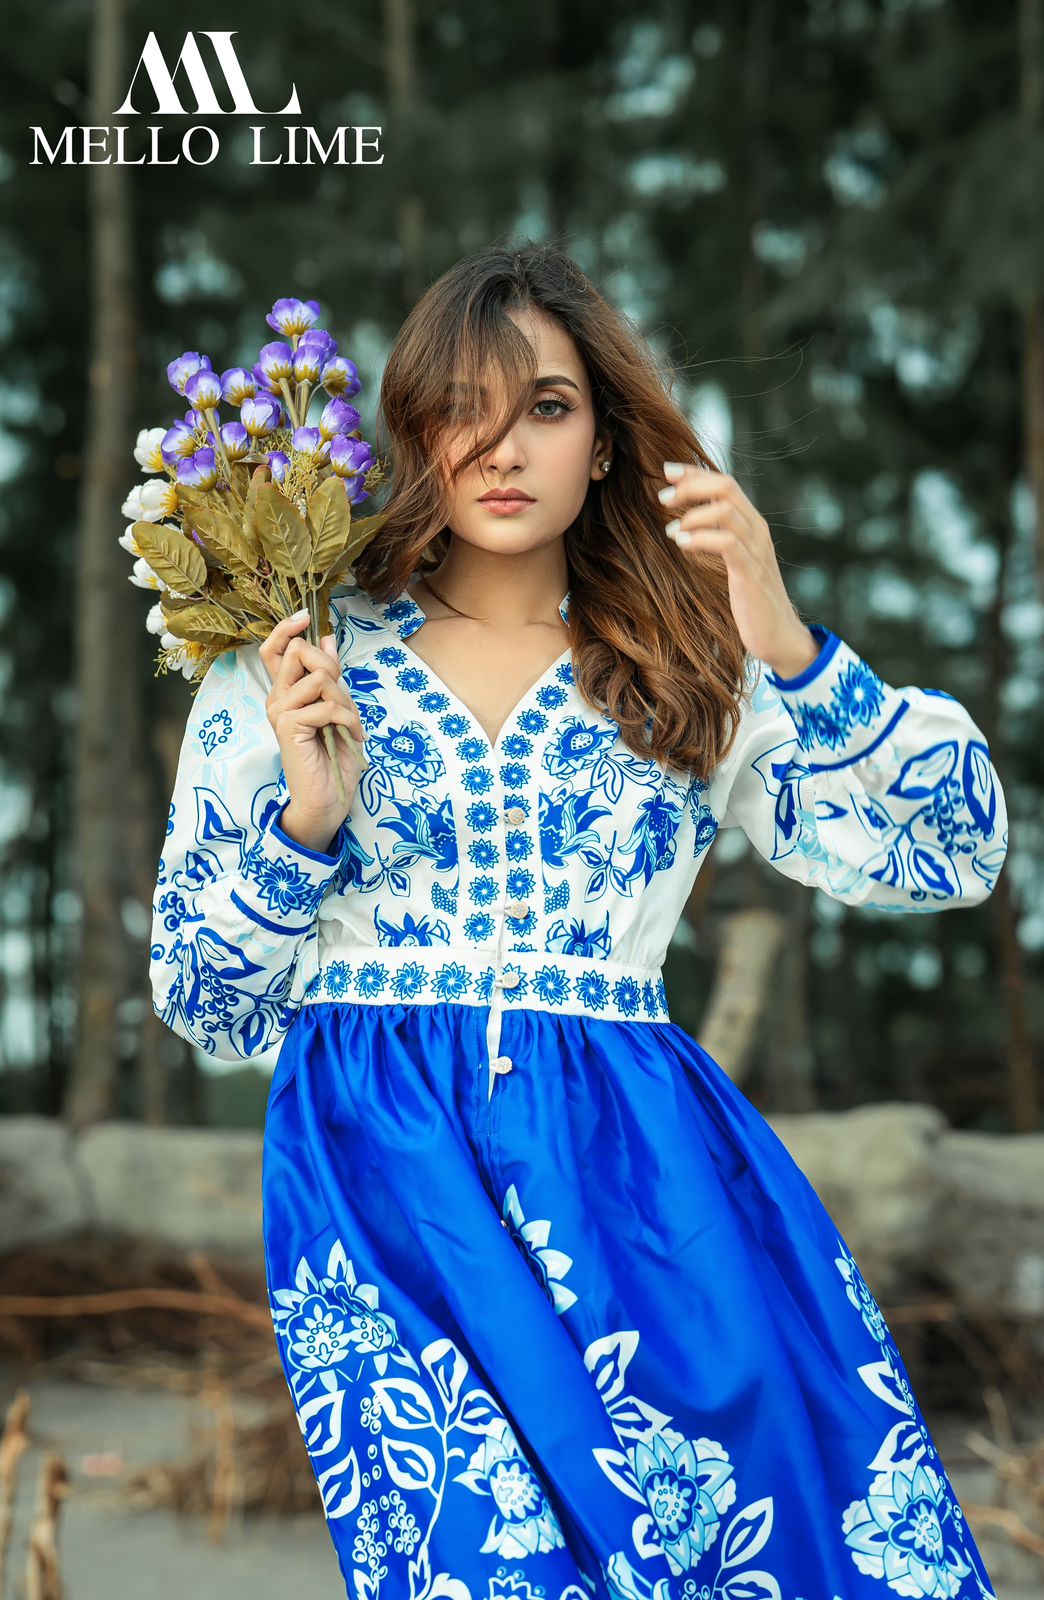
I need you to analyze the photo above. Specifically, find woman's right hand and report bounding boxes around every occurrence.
[259,609,367,853]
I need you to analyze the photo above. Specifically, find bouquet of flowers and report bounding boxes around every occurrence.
[121,295,387,804]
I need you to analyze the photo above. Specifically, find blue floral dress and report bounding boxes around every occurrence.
[150,580,1008,1600]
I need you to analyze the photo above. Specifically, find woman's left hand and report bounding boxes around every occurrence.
[659,461,821,679]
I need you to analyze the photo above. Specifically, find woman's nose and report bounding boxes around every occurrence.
[485,437,526,470]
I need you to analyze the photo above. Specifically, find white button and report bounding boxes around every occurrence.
[490,1055,513,1074]
[505,806,525,824]
[507,900,529,919]
[499,971,521,989]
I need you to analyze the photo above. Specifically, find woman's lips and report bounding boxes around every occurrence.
[478,496,534,515]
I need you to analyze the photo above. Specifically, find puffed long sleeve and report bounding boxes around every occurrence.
[708,622,1008,911]
[149,643,351,1060]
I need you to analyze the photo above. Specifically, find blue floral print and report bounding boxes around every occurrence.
[150,586,1007,1062]
[832,1240,987,1598]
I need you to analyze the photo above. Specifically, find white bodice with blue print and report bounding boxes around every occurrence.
[150,579,1008,1069]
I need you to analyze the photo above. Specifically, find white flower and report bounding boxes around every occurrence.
[133,427,168,473]
[145,602,167,636]
[160,633,206,679]
[129,556,165,591]
[121,479,177,522]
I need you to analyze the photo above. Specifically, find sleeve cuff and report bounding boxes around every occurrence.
[268,809,347,865]
[761,625,907,761]
[763,623,838,691]
[231,801,349,935]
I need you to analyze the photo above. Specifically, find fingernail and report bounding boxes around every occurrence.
[675,532,694,547]
[664,518,681,536]
[290,607,309,621]
[663,461,686,479]
[657,485,676,503]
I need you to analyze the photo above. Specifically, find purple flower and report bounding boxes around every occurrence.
[292,343,324,385]
[241,395,283,437]
[185,368,223,411]
[330,435,373,479]
[257,341,295,386]
[265,297,322,337]
[267,450,290,483]
[161,418,198,465]
[320,357,361,399]
[220,421,250,460]
[167,351,213,397]
[183,407,208,429]
[176,447,220,489]
[298,328,338,362]
[319,399,361,440]
[292,426,330,463]
[251,361,282,396]
[221,367,257,405]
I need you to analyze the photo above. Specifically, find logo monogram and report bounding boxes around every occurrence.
[114,30,301,117]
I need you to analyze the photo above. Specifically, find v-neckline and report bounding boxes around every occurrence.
[374,582,572,755]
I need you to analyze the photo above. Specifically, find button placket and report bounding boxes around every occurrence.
[485,796,516,1100]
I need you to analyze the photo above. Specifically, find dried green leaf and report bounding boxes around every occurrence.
[306,475,353,571]
[209,585,260,617]
[183,504,261,574]
[254,483,309,577]
[236,620,272,643]
[319,511,389,582]
[243,464,272,546]
[158,592,201,617]
[161,601,241,645]
[132,522,208,594]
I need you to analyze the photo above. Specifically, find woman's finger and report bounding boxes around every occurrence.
[270,665,354,711]
[271,679,364,745]
[669,528,734,553]
[270,629,344,695]
[278,698,363,737]
[259,608,311,677]
[659,463,730,506]
[664,495,733,535]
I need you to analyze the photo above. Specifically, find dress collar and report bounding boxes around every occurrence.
[378,581,570,640]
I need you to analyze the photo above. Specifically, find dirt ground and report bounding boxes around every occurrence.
[1,1359,1039,1599]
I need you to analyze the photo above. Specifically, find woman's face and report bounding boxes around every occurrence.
[435,307,610,556]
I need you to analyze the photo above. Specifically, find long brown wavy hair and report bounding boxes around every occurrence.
[352,237,753,782]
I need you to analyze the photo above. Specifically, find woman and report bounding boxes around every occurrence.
[150,242,1007,1600]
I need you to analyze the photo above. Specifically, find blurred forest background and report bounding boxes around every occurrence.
[0,3,1041,1594]
[0,0,1040,1136]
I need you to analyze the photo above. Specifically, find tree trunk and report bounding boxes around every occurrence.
[65,0,136,1129]
[382,0,425,308]
[699,909,787,1085]
[1020,0,1044,600]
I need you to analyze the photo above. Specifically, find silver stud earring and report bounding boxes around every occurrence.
[600,460,611,473]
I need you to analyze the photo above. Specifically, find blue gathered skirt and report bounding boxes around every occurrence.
[261,1001,995,1600]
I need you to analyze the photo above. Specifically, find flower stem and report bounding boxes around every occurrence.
[278,378,300,432]
[305,587,367,802]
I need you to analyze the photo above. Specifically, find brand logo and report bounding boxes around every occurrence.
[30,30,382,167]
[114,31,301,117]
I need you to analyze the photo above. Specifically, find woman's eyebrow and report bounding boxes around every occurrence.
[446,375,581,393]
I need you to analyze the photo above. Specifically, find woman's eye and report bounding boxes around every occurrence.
[439,394,574,423]
[533,395,573,420]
